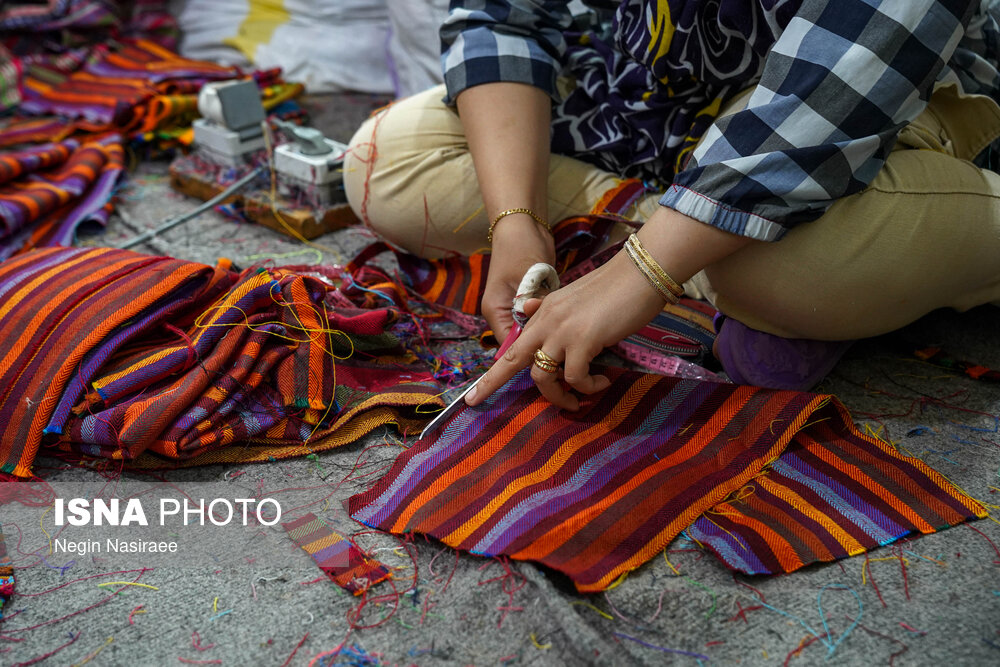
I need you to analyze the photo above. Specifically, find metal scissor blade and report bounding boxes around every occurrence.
[419,374,485,440]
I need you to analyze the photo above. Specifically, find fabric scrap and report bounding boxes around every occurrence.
[348,367,985,591]
[283,513,391,595]
[914,345,1000,382]
[0,522,12,618]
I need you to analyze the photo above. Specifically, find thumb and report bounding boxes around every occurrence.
[521,297,544,318]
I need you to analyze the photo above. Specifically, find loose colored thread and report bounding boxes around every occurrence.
[280,632,309,667]
[570,601,613,621]
[613,632,710,661]
[177,660,221,665]
[783,633,826,666]
[96,581,159,591]
[530,633,551,650]
[853,620,909,666]
[899,622,926,636]
[208,610,232,621]
[71,636,113,667]
[862,554,887,608]
[191,631,215,651]
[128,605,146,625]
[10,631,80,667]
[753,584,863,659]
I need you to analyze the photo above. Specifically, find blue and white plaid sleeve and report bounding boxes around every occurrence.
[440,0,574,105]
[660,0,979,241]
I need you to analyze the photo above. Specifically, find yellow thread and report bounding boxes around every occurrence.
[569,601,613,620]
[530,633,552,650]
[698,513,749,552]
[72,637,113,666]
[213,596,219,612]
[97,582,159,591]
[452,204,484,234]
[606,571,629,590]
[662,551,680,576]
[40,504,53,555]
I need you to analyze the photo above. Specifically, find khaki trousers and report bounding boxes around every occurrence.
[343,83,1000,340]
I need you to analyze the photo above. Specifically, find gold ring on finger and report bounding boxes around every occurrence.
[533,349,560,374]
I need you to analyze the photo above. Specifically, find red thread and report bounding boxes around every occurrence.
[279,632,309,667]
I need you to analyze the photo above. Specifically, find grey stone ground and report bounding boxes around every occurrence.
[1,94,999,666]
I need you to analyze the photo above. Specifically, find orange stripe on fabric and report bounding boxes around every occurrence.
[15,264,208,477]
[754,476,867,556]
[387,397,554,535]
[462,253,484,314]
[572,392,831,591]
[799,433,938,533]
[422,264,448,304]
[826,401,988,519]
[710,508,804,572]
[511,384,759,561]
[443,374,662,545]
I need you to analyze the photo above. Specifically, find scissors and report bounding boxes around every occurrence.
[419,263,558,440]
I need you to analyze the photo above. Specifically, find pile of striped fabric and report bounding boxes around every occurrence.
[0,247,442,479]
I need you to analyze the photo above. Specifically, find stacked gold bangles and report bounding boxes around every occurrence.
[532,348,560,373]
[624,233,684,304]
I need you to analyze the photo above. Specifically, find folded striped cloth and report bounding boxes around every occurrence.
[0,135,124,259]
[0,247,442,479]
[349,367,986,590]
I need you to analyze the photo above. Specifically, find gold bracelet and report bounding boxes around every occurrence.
[624,241,680,304]
[487,208,552,244]
[624,234,684,304]
[625,234,684,298]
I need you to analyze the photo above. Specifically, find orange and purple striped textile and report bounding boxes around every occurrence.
[0,134,124,258]
[283,513,391,595]
[0,247,443,479]
[349,367,986,591]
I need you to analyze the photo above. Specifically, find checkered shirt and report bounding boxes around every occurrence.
[442,0,1000,240]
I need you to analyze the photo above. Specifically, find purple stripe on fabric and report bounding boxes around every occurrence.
[351,370,535,527]
[687,518,768,574]
[471,381,707,555]
[44,155,123,246]
[770,455,902,545]
[0,247,87,299]
[44,278,203,434]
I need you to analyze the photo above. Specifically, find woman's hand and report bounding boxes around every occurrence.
[466,248,666,410]
[481,214,556,342]
[465,206,754,410]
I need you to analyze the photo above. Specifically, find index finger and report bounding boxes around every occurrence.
[464,334,535,406]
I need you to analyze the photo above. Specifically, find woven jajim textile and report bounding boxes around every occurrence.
[0,523,12,619]
[349,367,985,591]
[0,247,443,479]
[284,514,392,595]
[20,39,237,131]
[0,135,124,259]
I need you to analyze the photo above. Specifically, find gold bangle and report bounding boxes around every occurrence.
[625,242,680,304]
[488,208,552,244]
[625,234,684,298]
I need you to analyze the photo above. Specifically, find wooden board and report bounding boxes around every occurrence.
[168,161,360,240]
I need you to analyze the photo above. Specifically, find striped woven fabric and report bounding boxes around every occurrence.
[20,39,236,131]
[0,522,11,619]
[283,513,392,595]
[384,180,649,316]
[0,247,443,478]
[1,135,125,258]
[348,367,986,591]
[686,407,988,574]
[0,117,77,149]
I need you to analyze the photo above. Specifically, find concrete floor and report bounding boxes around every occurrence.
[1,94,999,666]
